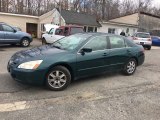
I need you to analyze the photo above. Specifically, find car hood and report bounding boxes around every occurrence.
[10,45,66,63]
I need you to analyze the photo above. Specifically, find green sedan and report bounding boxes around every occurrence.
[8,33,145,91]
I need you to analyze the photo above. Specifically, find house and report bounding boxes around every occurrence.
[0,12,39,37]
[98,12,160,36]
[0,8,101,38]
[39,8,101,34]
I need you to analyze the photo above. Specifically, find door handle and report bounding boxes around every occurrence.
[102,53,108,56]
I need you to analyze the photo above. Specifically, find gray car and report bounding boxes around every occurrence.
[0,22,32,47]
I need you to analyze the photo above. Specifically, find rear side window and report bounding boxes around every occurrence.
[125,38,136,47]
[109,36,125,49]
[70,27,84,35]
[136,33,150,38]
[55,29,63,35]
[84,36,107,51]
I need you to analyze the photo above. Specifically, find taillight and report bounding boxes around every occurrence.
[133,37,138,40]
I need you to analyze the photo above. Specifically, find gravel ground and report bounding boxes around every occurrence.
[0,40,160,120]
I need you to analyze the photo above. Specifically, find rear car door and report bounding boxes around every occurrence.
[2,24,19,43]
[76,35,110,77]
[0,24,5,43]
[108,36,128,70]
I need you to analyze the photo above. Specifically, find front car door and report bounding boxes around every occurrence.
[108,36,129,71]
[76,35,110,77]
[2,24,19,43]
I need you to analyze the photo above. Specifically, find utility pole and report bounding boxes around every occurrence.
[59,0,62,26]
[138,0,141,31]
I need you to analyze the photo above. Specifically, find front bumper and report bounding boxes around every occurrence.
[8,64,47,85]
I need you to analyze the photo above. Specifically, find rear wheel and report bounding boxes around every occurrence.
[46,66,71,91]
[147,46,151,50]
[123,59,137,75]
[21,38,30,47]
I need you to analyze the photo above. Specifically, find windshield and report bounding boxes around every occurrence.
[52,34,91,51]
[136,33,150,38]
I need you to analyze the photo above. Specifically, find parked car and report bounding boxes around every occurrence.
[42,25,62,44]
[42,25,84,44]
[0,23,32,47]
[8,33,145,91]
[151,36,160,46]
[131,32,152,50]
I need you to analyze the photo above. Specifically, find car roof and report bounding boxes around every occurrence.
[76,32,119,37]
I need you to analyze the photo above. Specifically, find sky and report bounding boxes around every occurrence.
[152,0,160,7]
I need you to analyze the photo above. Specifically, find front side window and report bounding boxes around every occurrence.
[2,25,14,32]
[48,28,54,34]
[108,28,115,34]
[84,36,107,51]
[109,36,125,49]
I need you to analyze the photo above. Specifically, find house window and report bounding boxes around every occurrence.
[126,28,129,33]
[88,27,94,32]
[84,26,87,32]
[41,24,45,32]
[108,28,115,34]
[95,27,97,32]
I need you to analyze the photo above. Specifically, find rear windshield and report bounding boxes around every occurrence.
[136,33,150,38]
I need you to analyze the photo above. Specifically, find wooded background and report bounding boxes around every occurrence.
[0,0,159,20]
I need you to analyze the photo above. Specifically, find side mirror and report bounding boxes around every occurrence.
[80,48,92,55]
[14,29,17,33]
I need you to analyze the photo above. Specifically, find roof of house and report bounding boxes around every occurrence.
[0,12,39,19]
[58,9,101,27]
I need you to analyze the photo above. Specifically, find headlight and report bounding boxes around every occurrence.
[18,60,43,70]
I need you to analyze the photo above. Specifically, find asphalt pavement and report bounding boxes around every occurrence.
[0,40,160,120]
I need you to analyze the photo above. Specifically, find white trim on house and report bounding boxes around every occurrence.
[0,12,39,18]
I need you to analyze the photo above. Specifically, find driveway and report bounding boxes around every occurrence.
[0,41,160,120]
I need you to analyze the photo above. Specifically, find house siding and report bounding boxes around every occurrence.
[98,22,138,36]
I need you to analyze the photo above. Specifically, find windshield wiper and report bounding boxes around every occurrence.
[52,45,61,49]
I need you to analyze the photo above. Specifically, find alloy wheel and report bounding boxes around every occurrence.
[48,70,67,89]
[126,61,136,74]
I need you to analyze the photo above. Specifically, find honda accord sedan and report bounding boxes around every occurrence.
[8,33,145,91]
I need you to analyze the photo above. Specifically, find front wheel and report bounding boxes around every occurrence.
[123,59,137,75]
[42,38,47,45]
[46,66,71,91]
[21,38,30,47]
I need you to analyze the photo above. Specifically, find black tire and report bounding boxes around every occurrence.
[42,38,47,45]
[21,38,30,47]
[46,66,71,91]
[147,46,151,50]
[123,58,137,76]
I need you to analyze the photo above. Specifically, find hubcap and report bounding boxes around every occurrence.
[23,40,29,46]
[127,61,136,74]
[48,71,67,88]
